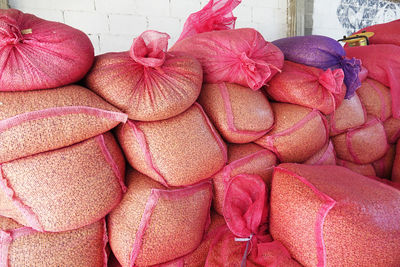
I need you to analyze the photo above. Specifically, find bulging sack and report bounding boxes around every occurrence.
[0,85,127,163]
[266,60,346,114]
[213,143,277,215]
[116,103,227,187]
[198,83,274,143]
[0,9,94,91]
[0,132,126,232]
[108,169,213,267]
[270,163,400,267]
[0,217,107,267]
[272,35,361,98]
[345,44,400,119]
[171,29,283,90]
[255,103,328,163]
[332,116,388,164]
[303,141,336,166]
[85,30,203,121]
[327,93,366,136]
[357,78,392,122]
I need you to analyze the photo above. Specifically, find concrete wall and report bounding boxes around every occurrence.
[8,0,288,54]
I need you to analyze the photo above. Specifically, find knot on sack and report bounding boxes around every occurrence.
[0,19,26,45]
[239,52,280,90]
[339,57,362,99]
[319,68,344,95]
[235,233,254,267]
[130,30,170,68]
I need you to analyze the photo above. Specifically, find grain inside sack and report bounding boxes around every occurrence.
[0,216,108,267]
[117,103,227,187]
[0,132,125,232]
[0,85,127,163]
[270,164,400,267]
[85,30,203,122]
[108,169,212,267]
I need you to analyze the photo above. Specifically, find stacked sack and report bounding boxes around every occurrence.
[1,0,400,266]
[0,9,127,266]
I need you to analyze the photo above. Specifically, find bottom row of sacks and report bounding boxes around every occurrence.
[2,163,400,267]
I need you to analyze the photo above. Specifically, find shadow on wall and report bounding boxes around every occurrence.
[337,0,400,35]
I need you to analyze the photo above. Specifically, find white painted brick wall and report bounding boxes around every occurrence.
[9,0,288,55]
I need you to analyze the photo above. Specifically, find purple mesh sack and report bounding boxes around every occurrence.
[272,35,361,99]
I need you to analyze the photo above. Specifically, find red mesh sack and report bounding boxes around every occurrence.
[0,132,125,232]
[198,83,274,143]
[270,163,400,267]
[345,45,400,119]
[0,217,107,267]
[332,116,388,164]
[171,0,283,90]
[266,61,346,115]
[303,140,336,166]
[85,30,202,122]
[0,85,127,163]
[213,143,277,215]
[255,103,328,163]
[349,19,400,46]
[205,174,301,267]
[116,103,227,187]
[108,169,213,267]
[357,78,392,122]
[336,159,376,177]
[327,93,366,136]
[373,144,396,179]
[393,142,400,183]
[384,117,400,144]
[0,9,94,91]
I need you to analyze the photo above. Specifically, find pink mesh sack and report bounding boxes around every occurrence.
[0,132,125,232]
[393,142,400,183]
[0,9,94,91]
[0,217,107,267]
[327,93,366,136]
[384,117,400,144]
[108,169,213,267]
[198,83,274,143]
[213,143,277,215]
[170,0,283,90]
[345,45,400,119]
[266,61,346,115]
[270,163,400,267]
[0,85,127,163]
[255,103,328,163]
[205,174,301,267]
[332,116,388,164]
[303,140,336,165]
[349,19,400,46]
[336,159,376,177]
[357,78,392,122]
[85,30,202,122]
[116,103,227,187]
[373,144,396,179]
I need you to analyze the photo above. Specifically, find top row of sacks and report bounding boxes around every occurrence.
[0,8,283,121]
